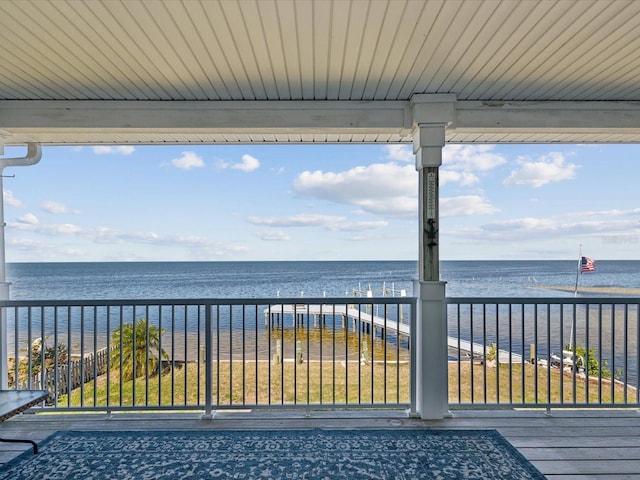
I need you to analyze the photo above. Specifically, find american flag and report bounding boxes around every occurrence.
[581,256,595,273]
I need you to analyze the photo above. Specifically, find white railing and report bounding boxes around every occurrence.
[447,297,640,409]
[2,297,416,415]
[5,295,640,414]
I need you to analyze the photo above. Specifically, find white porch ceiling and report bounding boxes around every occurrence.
[1,0,640,145]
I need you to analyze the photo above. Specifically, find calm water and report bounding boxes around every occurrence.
[6,260,640,300]
[6,261,640,381]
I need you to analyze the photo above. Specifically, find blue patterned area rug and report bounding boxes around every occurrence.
[0,429,546,479]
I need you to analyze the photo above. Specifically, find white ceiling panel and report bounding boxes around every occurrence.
[1,0,640,145]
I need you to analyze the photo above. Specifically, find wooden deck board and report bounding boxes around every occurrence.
[1,409,640,478]
[521,447,640,461]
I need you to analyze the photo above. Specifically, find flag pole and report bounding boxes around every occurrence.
[570,245,582,351]
[574,245,582,297]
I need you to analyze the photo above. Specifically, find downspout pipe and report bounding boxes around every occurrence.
[0,142,42,283]
[0,142,42,388]
[0,142,43,170]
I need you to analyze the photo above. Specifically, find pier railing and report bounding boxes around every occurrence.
[447,297,640,409]
[2,297,416,415]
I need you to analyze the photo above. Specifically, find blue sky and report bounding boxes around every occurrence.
[2,142,639,262]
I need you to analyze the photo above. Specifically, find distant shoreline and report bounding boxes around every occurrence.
[533,285,640,295]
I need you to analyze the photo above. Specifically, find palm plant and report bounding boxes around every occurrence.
[110,319,168,381]
[12,338,68,385]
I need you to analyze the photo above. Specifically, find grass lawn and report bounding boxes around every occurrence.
[450,361,635,405]
[56,360,635,408]
[57,359,410,407]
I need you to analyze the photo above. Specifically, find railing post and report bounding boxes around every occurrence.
[0,284,9,389]
[202,304,214,419]
[414,280,449,419]
[409,297,418,416]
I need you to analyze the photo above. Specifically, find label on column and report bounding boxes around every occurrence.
[426,172,436,218]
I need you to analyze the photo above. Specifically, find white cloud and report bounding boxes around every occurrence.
[9,222,84,235]
[384,145,414,162]
[7,237,51,250]
[294,163,417,217]
[87,229,222,248]
[87,227,121,244]
[92,146,112,154]
[92,145,135,155]
[122,231,162,244]
[247,214,345,228]
[235,154,260,172]
[256,230,291,241]
[42,200,70,214]
[17,213,39,225]
[328,220,389,232]
[7,218,249,259]
[436,144,507,187]
[217,154,261,172]
[353,197,417,216]
[443,144,507,171]
[483,217,558,232]
[162,234,249,257]
[440,170,480,186]
[6,236,85,259]
[461,210,640,247]
[295,163,416,201]
[47,223,84,235]
[247,214,389,233]
[292,148,506,216]
[440,195,500,217]
[566,207,640,218]
[376,145,505,193]
[171,151,205,169]
[382,144,507,172]
[503,152,578,187]
[3,190,24,208]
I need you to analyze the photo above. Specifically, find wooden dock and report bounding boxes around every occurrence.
[264,303,410,336]
[450,337,523,363]
[264,304,521,362]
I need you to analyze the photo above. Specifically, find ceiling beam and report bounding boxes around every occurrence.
[0,100,412,135]
[453,101,640,134]
[2,99,640,145]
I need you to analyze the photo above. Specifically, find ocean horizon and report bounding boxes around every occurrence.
[6,260,640,384]
[6,260,640,300]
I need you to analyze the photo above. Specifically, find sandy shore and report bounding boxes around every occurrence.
[533,285,640,295]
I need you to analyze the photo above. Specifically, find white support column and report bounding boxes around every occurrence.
[0,138,6,390]
[413,124,449,420]
[0,143,42,389]
[413,279,447,419]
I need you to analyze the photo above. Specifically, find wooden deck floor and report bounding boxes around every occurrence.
[1,408,639,479]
